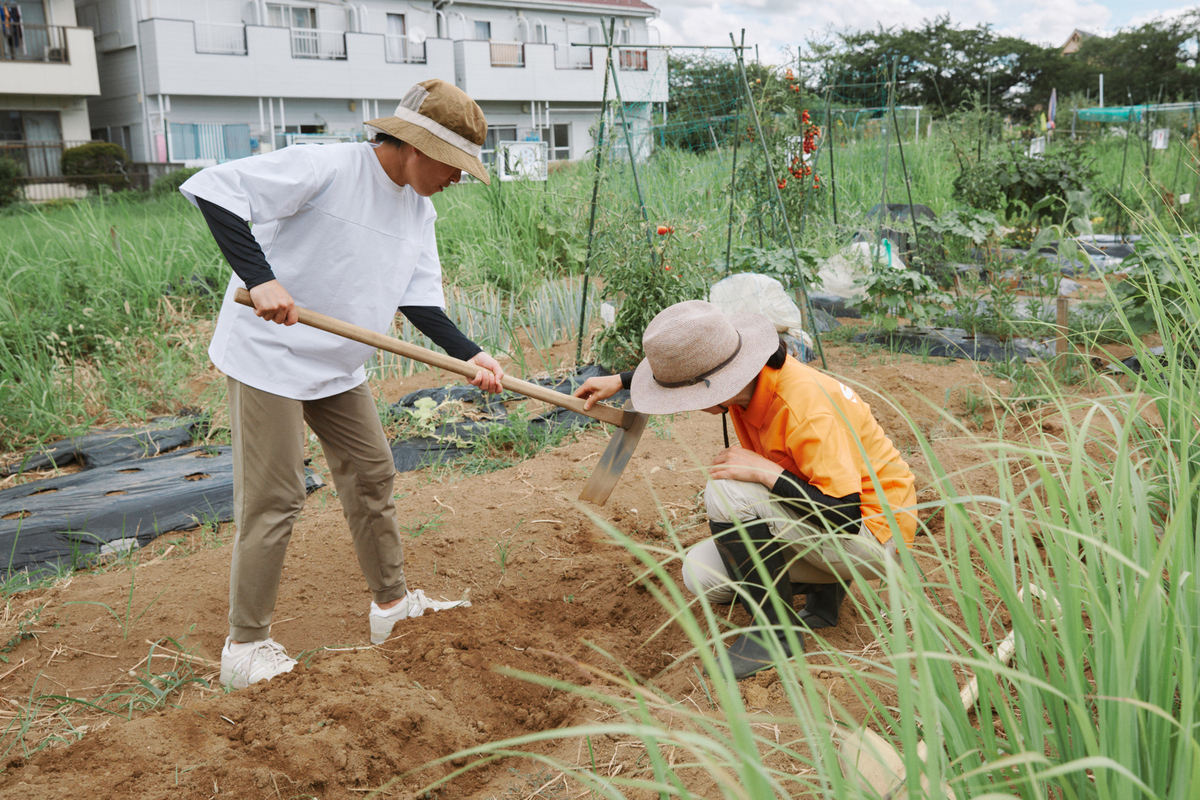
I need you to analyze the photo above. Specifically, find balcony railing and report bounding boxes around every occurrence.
[489,41,524,68]
[384,35,426,64]
[195,22,247,55]
[617,49,648,71]
[0,139,93,178]
[290,28,346,60]
[555,44,592,70]
[1,24,69,63]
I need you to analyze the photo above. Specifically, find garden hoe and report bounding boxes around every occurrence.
[234,288,647,504]
[836,584,1061,799]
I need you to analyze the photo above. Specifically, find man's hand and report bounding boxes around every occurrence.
[467,351,504,394]
[571,375,623,410]
[709,445,783,488]
[248,280,298,325]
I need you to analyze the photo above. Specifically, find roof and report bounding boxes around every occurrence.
[1060,29,1097,53]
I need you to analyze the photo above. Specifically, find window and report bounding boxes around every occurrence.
[618,48,648,71]
[0,110,64,177]
[482,125,516,164]
[474,20,490,40]
[2,0,66,63]
[1,109,60,141]
[267,3,342,60]
[267,4,316,29]
[385,13,407,62]
[538,123,570,161]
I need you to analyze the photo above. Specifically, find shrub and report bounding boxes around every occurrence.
[953,142,1094,222]
[60,142,131,192]
[151,166,202,197]
[0,155,23,207]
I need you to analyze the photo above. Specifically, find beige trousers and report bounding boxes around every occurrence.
[227,378,407,642]
[682,478,900,604]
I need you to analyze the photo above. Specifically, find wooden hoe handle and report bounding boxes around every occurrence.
[233,288,632,428]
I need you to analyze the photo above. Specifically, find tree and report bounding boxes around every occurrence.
[809,13,1200,118]
[1072,14,1200,104]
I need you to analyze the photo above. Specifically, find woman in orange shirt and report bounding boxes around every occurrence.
[575,300,917,680]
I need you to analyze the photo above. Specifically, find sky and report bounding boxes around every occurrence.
[645,0,1200,63]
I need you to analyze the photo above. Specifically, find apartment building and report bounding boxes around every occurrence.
[1,0,100,194]
[73,0,664,167]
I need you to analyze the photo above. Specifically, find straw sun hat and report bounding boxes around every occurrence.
[364,79,491,184]
[630,300,780,414]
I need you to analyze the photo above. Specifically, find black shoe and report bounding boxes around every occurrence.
[709,520,805,680]
[798,582,848,630]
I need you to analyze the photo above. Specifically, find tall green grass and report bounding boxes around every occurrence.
[396,205,1198,799]
[0,130,1172,451]
[0,194,224,449]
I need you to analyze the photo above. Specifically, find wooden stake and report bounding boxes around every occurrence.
[1056,296,1071,382]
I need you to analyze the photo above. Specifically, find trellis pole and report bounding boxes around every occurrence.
[888,57,923,260]
[724,29,746,272]
[605,19,658,267]
[575,19,615,364]
[729,32,826,369]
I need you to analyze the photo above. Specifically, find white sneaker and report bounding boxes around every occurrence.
[369,589,472,644]
[220,637,297,690]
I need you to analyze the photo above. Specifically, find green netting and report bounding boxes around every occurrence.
[1077,105,1152,123]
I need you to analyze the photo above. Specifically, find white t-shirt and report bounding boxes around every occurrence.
[180,142,445,400]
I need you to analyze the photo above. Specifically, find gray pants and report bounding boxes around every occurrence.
[682,478,899,604]
[227,378,407,642]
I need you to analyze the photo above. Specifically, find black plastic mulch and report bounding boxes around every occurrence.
[1,442,322,582]
[854,327,1054,362]
[0,415,209,476]
[388,365,628,473]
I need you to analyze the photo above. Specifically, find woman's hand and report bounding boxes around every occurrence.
[248,280,297,325]
[709,445,783,488]
[467,351,505,394]
[571,374,624,410]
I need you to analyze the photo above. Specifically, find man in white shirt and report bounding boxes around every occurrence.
[181,80,503,689]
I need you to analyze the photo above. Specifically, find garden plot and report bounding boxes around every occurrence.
[0,330,1139,799]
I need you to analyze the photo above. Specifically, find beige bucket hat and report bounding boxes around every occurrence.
[630,300,779,414]
[365,79,490,184]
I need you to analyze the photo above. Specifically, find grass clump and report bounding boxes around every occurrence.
[389,205,1199,799]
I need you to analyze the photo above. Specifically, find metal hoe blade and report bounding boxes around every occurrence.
[578,402,649,505]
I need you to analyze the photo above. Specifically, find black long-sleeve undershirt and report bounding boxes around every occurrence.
[770,470,862,531]
[195,196,481,362]
[197,196,275,289]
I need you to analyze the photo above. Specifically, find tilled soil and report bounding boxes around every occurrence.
[0,335,1068,799]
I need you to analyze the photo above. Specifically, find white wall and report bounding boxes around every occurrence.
[48,0,82,26]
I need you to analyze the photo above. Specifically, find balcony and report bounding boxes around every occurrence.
[617,48,648,72]
[555,44,592,70]
[136,19,454,99]
[4,27,99,98]
[1,24,68,63]
[194,22,247,56]
[455,40,666,104]
[489,41,523,68]
[289,28,346,60]
[384,36,425,64]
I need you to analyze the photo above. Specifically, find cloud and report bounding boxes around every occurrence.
[647,0,1160,63]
